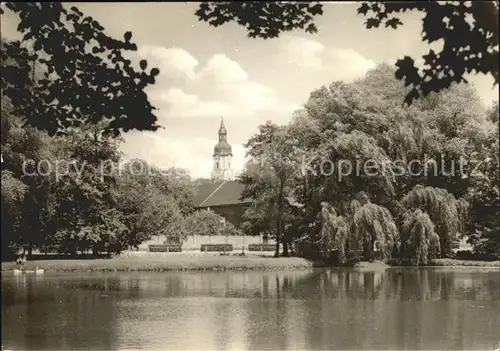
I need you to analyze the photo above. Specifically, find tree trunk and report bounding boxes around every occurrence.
[282,223,289,257]
[363,237,372,261]
[69,246,77,256]
[27,243,33,259]
[274,228,280,258]
[282,240,289,257]
[440,237,452,258]
[276,180,285,257]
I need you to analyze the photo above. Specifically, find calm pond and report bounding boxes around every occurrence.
[2,268,499,350]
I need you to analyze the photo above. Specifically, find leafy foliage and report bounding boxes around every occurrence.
[465,123,500,255]
[113,160,193,249]
[401,185,464,258]
[195,1,499,105]
[401,209,440,265]
[317,202,349,264]
[195,2,323,39]
[1,118,195,256]
[240,197,276,238]
[239,63,498,263]
[1,171,27,256]
[487,101,499,123]
[240,123,300,256]
[0,4,201,259]
[1,3,161,136]
[184,209,241,238]
[352,200,399,261]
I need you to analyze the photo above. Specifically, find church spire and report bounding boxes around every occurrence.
[218,116,227,141]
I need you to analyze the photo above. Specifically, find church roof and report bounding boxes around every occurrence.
[193,180,253,208]
[214,117,232,156]
[213,140,232,156]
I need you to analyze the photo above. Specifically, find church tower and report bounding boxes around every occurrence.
[212,117,233,181]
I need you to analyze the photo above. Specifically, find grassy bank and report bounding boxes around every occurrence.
[1,253,315,272]
[2,253,498,273]
[430,258,500,267]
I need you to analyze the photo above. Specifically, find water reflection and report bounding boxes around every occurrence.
[2,268,499,350]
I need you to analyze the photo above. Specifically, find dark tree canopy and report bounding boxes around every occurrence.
[0,2,161,136]
[195,1,499,105]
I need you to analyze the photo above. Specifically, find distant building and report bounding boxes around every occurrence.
[193,118,252,227]
[193,180,252,227]
[211,117,233,181]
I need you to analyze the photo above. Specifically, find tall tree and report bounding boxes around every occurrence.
[1,170,27,257]
[352,197,399,261]
[238,63,496,263]
[50,121,125,255]
[317,202,349,264]
[401,209,441,265]
[114,160,194,249]
[240,124,298,257]
[401,185,464,258]
[465,124,500,255]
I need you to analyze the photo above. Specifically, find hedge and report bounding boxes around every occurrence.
[454,250,499,261]
[148,245,182,253]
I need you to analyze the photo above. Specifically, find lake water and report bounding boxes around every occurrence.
[2,268,499,350]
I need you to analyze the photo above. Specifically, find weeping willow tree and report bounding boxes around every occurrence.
[401,209,441,265]
[401,185,463,258]
[317,202,349,264]
[352,200,399,261]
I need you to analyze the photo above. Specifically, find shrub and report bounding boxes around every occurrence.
[148,244,182,253]
[184,209,241,237]
[248,244,275,251]
[454,250,499,261]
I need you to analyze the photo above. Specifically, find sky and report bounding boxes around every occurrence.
[2,2,498,178]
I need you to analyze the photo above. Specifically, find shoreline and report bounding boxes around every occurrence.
[1,253,498,273]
